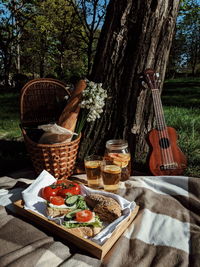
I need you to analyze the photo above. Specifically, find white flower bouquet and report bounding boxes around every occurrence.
[75,79,107,135]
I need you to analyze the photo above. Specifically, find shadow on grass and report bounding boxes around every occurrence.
[162,81,200,108]
[0,139,33,176]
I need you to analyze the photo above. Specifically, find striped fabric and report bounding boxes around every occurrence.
[0,175,199,267]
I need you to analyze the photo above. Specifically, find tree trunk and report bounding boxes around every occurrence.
[16,42,21,73]
[79,0,180,171]
[40,56,45,78]
[39,35,46,78]
[3,52,11,87]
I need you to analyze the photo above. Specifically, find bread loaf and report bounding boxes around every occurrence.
[85,194,122,223]
[71,79,87,97]
[58,79,87,131]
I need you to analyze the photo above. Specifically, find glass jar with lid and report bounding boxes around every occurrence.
[104,139,131,181]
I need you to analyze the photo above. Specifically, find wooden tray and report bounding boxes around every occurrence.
[14,200,139,259]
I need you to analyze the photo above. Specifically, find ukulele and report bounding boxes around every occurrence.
[143,69,187,176]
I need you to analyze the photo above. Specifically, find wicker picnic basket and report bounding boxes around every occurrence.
[20,78,81,179]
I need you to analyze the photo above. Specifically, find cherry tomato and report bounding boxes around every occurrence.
[76,210,93,222]
[58,182,81,197]
[50,196,65,206]
[41,185,59,201]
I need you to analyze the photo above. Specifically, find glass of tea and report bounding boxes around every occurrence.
[84,155,102,189]
[104,139,131,181]
[100,159,122,193]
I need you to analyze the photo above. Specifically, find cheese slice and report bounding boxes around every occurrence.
[48,203,76,209]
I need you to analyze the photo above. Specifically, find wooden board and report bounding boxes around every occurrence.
[13,200,139,259]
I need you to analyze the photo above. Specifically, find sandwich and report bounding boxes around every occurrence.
[63,193,122,237]
[63,208,102,237]
[46,194,87,217]
[46,193,103,237]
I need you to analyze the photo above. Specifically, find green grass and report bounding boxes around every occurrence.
[163,78,200,108]
[0,92,21,139]
[164,106,200,177]
[166,77,200,83]
[162,78,200,177]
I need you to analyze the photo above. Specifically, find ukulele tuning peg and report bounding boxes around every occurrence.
[141,81,146,86]
[141,81,149,89]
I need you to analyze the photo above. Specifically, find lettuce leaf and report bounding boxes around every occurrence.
[76,196,88,210]
[63,216,102,228]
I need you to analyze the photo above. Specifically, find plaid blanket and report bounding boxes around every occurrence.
[0,174,199,267]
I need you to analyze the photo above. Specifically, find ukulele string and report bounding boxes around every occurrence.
[154,73,175,168]
[153,74,174,167]
[152,84,171,167]
[147,73,169,167]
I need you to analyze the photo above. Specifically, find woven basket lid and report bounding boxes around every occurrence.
[20,78,70,126]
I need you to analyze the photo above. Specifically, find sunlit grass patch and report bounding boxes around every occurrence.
[0,92,21,139]
[164,106,200,177]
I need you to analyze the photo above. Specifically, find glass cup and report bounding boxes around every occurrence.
[105,139,131,181]
[100,159,122,193]
[84,155,102,189]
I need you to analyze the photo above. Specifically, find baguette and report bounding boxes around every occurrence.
[57,79,86,131]
[71,79,87,97]
[59,105,80,132]
[58,94,81,127]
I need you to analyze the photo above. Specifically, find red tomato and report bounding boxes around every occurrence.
[56,179,69,186]
[76,210,93,222]
[41,185,59,201]
[50,196,65,206]
[58,182,81,197]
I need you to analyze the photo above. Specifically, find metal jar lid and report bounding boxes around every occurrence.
[106,139,128,150]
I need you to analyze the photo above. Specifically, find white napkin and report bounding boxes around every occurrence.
[22,170,136,245]
[22,170,56,215]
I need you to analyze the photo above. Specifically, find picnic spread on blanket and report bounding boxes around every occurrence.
[0,174,199,266]
[0,77,199,266]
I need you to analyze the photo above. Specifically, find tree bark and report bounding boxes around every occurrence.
[79,0,180,171]
[39,35,46,78]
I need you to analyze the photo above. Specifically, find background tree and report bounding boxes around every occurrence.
[78,0,181,171]
[167,0,200,77]
[21,0,76,78]
[68,0,108,75]
[0,0,34,85]
[181,0,200,75]
[0,0,89,84]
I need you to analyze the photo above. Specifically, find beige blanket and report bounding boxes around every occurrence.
[0,174,199,267]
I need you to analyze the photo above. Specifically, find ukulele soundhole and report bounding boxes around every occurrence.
[159,138,170,149]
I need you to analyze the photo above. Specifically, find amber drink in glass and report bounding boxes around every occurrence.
[104,139,131,181]
[101,160,121,193]
[84,155,102,188]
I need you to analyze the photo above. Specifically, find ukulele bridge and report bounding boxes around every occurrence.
[160,163,178,170]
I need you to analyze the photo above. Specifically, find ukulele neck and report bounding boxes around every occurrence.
[151,88,166,131]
